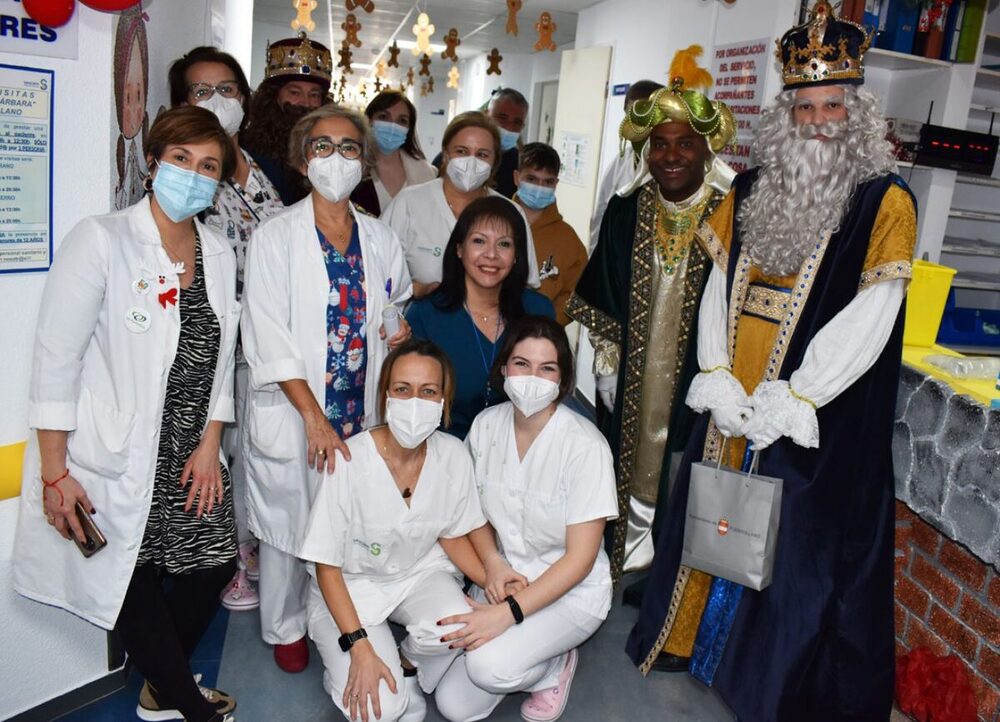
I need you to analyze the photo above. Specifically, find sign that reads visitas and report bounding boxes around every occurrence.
[0,0,79,60]
[710,38,769,173]
[0,64,53,274]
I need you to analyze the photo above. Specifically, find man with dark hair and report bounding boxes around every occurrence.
[513,142,587,325]
[241,33,332,204]
[434,86,529,198]
[588,79,664,251]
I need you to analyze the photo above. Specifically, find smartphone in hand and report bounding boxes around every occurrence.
[73,501,107,558]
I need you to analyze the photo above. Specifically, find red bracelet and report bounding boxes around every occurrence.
[42,469,70,507]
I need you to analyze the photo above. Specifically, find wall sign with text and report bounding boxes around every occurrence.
[0,0,79,60]
[0,63,53,274]
[710,38,769,173]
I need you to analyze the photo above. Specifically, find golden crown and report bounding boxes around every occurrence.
[265,32,333,86]
[777,0,872,89]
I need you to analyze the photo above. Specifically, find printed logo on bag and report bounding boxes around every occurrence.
[717,518,730,536]
[369,543,382,556]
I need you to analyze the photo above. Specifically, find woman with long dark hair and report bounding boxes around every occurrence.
[405,196,553,440]
[350,90,437,216]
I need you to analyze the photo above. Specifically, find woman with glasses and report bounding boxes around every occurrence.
[169,47,286,614]
[241,105,413,675]
[349,90,437,216]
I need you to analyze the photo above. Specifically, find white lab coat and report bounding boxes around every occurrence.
[380,178,540,288]
[370,152,438,212]
[466,403,619,619]
[240,196,413,556]
[13,197,239,630]
[299,429,486,626]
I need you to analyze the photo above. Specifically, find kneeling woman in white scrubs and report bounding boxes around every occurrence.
[435,316,618,722]
[300,339,488,722]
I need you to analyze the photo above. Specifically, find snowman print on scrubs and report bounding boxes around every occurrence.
[320,227,367,440]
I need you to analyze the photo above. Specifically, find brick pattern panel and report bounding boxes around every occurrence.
[894,503,1000,722]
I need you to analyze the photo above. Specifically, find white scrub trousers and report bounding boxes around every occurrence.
[258,542,310,644]
[434,593,603,722]
[307,570,470,722]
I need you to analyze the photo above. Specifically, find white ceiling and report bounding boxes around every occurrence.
[253,0,592,68]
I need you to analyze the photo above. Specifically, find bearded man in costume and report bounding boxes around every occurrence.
[626,3,916,719]
[567,47,736,592]
[241,33,332,204]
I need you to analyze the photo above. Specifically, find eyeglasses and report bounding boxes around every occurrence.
[188,82,241,101]
[306,136,363,160]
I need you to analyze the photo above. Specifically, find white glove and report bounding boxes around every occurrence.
[686,368,753,438]
[744,380,819,451]
[596,373,617,412]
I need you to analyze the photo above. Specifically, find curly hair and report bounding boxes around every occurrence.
[737,86,895,276]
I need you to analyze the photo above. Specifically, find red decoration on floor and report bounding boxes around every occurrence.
[895,647,977,722]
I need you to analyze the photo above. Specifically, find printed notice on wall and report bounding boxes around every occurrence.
[0,64,53,274]
[0,0,79,59]
[558,132,589,187]
[711,39,769,173]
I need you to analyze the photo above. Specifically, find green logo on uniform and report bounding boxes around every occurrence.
[433,247,442,257]
[370,543,382,556]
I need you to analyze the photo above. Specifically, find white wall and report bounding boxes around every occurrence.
[0,1,217,717]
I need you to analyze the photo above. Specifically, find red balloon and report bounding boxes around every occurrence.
[23,0,76,28]
[79,0,142,10]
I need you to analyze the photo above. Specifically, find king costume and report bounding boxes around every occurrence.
[567,48,737,582]
[626,3,917,720]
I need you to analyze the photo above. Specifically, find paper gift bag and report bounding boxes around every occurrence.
[680,453,783,591]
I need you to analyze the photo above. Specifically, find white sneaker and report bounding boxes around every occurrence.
[398,674,426,722]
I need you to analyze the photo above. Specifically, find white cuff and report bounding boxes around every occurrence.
[686,368,748,413]
[749,380,819,449]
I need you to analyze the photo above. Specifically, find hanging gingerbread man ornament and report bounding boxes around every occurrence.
[506,0,522,36]
[486,48,503,75]
[338,42,354,74]
[441,28,460,61]
[291,0,317,32]
[447,64,460,89]
[427,76,435,93]
[534,11,557,52]
[375,60,387,78]
[388,40,402,68]
[412,12,434,55]
[419,53,432,76]
[420,82,428,97]
[342,13,362,48]
[406,67,415,87]
[374,76,383,92]
[345,0,374,12]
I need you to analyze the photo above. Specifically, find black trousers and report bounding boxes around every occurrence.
[115,560,236,722]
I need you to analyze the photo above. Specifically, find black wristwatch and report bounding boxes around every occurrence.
[338,627,368,652]
[504,595,524,625]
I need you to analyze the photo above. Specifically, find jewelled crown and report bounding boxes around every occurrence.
[265,32,333,86]
[777,0,872,90]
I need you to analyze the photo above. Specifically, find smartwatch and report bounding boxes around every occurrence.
[338,627,369,652]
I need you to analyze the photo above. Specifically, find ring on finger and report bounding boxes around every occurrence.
[317,449,326,457]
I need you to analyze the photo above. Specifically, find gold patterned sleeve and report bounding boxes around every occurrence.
[695,189,735,273]
[859,183,917,291]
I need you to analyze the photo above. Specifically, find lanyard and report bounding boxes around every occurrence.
[464,303,502,407]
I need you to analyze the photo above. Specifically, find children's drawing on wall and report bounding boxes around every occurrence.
[113,6,150,210]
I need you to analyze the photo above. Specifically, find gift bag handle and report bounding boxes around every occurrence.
[714,439,759,483]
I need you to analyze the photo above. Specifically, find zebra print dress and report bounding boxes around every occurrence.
[137,237,237,573]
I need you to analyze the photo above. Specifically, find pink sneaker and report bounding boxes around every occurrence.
[520,649,578,722]
[239,541,259,582]
[220,568,259,611]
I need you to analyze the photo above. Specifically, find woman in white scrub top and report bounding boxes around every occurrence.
[300,339,488,722]
[381,111,539,299]
[434,316,618,722]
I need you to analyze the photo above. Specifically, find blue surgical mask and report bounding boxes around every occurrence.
[372,120,408,154]
[151,161,219,222]
[499,126,520,152]
[517,181,556,210]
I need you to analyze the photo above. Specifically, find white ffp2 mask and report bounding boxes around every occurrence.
[385,397,443,448]
[445,155,491,192]
[504,375,559,418]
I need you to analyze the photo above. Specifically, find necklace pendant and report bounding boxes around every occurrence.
[402,487,412,499]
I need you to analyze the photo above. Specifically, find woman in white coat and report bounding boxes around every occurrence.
[241,104,413,675]
[13,107,241,722]
[434,316,619,722]
[301,339,488,722]
[381,111,539,299]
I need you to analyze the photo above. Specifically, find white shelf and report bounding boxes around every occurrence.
[976,67,1000,90]
[952,271,1000,292]
[941,236,1000,258]
[970,103,1000,114]
[985,32,1000,58]
[867,47,952,71]
[950,208,1000,222]
[957,174,1000,188]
